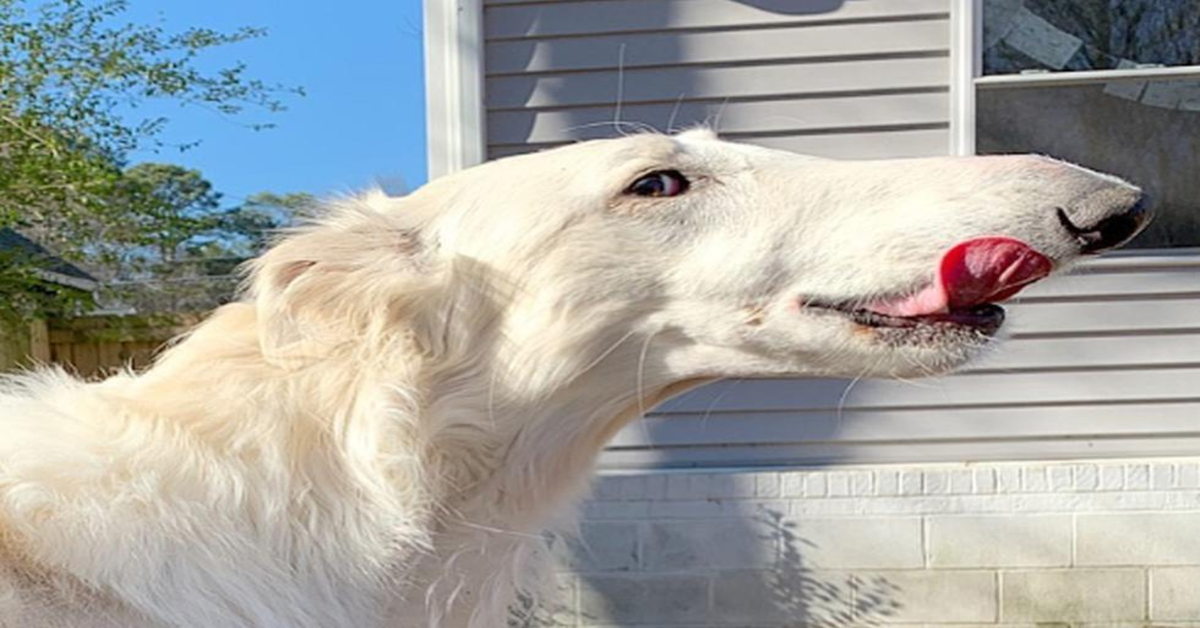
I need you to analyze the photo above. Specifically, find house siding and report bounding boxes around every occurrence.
[484,0,953,159]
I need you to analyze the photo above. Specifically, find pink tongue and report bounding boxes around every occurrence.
[867,237,1053,317]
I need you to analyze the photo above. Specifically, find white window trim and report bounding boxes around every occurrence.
[424,0,487,180]
[977,64,1200,88]
[948,0,982,156]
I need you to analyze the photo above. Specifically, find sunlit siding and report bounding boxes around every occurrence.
[483,0,953,159]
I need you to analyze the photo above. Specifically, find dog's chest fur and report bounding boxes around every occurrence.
[0,314,568,627]
[0,417,549,628]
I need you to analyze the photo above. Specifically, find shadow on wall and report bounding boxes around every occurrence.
[486,0,850,155]
[765,510,902,626]
[517,506,902,627]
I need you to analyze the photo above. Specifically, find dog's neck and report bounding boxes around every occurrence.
[142,303,691,532]
[395,330,706,627]
[420,333,696,530]
[121,302,708,625]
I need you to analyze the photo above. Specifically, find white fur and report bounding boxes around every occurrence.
[0,130,1141,627]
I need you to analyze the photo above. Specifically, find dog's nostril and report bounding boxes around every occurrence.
[1057,196,1152,255]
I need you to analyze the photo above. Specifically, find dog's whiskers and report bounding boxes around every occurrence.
[710,96,733,135]
[835,369,869,427]
[698,377,743,436]
[666,92,686,134]
[634,329,660,450]
[561,120,661,138]
[613,42,627,135]
[456,519,544,542]
[562,328,641,391]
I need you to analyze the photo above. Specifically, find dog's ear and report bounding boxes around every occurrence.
[249,205,439,368]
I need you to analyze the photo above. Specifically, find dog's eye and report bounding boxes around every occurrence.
[626,170,689,198]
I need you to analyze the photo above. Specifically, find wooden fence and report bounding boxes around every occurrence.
[1,315,197,377]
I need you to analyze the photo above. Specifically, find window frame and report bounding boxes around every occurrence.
[948,0,982,156]
[953,0,1200,155]
[424,0,488,180]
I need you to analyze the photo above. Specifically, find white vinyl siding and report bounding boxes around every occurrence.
[484,0,953,159]
[484,0,949,31]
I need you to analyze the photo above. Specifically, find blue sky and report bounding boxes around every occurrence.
[124,0,427,205]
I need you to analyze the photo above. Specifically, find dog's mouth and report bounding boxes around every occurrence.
[803,236,1054,339]
[806,301,1009,335]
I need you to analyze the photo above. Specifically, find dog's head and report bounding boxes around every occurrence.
[250,129,1148,384]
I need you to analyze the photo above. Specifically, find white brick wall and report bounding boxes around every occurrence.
[927,515,1072,567]
[1152,567,1200,620]
[537,458,1200,627]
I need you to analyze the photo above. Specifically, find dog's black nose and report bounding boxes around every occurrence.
[1056,195,1152,254]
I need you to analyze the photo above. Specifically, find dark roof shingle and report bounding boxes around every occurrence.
[0,227,98,287]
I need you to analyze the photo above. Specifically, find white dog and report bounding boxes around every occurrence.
[0,130,1147,627]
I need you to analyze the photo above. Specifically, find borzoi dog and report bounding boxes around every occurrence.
[0,129,1148,627]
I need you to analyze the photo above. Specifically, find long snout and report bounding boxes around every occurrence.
[754,152,1153,312]
[800,154,1151,264]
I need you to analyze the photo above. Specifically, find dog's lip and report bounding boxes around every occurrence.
[802,300,1007,335]
[795,237,1052,338]
[857,237,1052,318]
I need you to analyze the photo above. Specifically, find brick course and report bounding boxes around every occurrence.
[538,459,1200,627]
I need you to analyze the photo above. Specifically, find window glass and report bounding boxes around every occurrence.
[977,80,1200,248]
[984,0,1200,75]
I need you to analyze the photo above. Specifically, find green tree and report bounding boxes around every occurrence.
[0,0,300,323]
[92,163,314,314]
[114,163,222,269]
[214,191,318,258]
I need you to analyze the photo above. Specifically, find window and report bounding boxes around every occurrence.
[973,0,1200,248]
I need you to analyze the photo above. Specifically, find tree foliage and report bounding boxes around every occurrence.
[95,168,313,314]
[215,191,317,258]
[0,0,301,323]
[112,163,223,268]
